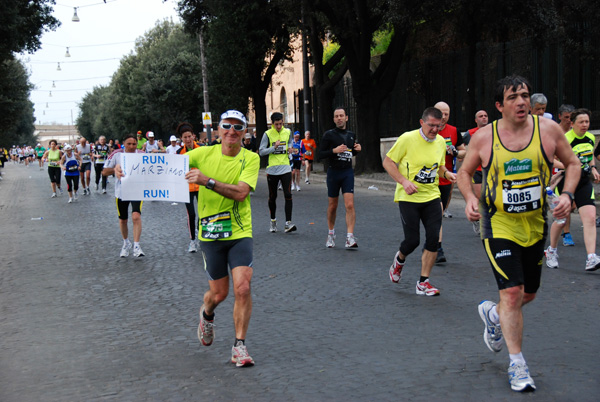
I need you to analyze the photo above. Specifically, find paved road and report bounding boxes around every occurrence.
[0,162,598,401]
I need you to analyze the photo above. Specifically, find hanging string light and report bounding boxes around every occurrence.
[65,47,71,57]
[57,62,61,71]
[49,91,52,97]
[52,81,56,88]
[72,7,80,22]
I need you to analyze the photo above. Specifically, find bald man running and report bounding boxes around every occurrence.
[434,101,466,263]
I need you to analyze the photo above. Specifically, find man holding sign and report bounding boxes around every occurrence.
[103,133,146,258]
[185,110,260,367]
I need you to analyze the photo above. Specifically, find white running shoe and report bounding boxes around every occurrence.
[198,305,215,346]
[326,233,335,248]
[345,234,358,249]
[133,245,145,257]
[68,197,73,203]
[269,220,277,233]
[284,221,297,233]
[291,182,296,191]
[305,178,309,184]
[389,251,403,283]
[415,279,440,296]
[296,184,301,191]
[51,192,57,198]
[120,242,132,258]
[478,300,504,352]
[544,247,559,269]
[231,341,255,367]
[102,189,106,194]
[58,188,63,195]
[188,240,197,253]
[585,254,600,272]
[508,361,536,392]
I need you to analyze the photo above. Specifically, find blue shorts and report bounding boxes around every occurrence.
[199,237,253,281]
[326,167,354,198]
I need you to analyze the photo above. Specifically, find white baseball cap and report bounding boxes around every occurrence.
[169,135,177,142]
[147,131,155,138]
[220,110,247,125]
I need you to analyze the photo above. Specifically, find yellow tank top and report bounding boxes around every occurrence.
[481,115,551,246]
[265,127,291,168]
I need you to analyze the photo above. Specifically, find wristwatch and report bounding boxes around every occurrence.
[206,178,216,190]
[562,191,575,202]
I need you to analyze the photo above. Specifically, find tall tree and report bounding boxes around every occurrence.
[0,0,60,60]
[0,58,36,147]
[312,0,441,172]
[177,0,295,139]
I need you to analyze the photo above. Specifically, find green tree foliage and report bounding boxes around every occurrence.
[177,0,295,138]
[76,20,204,142]
[0,0,60,60]
[0,58,37,147]
[311,0,444,172]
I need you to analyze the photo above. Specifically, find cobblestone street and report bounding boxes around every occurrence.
[1,163,598,401]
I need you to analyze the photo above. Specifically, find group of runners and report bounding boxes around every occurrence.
[8,74,598,391]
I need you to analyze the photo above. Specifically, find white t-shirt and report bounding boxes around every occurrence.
[166,144,181,154]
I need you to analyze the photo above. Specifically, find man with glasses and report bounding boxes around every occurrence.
[384,107,456,296]
[136,131,146,150]
[259,112,296,233]
[186,110,260,367]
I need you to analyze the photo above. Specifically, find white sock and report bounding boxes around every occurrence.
[549,246,557,252]
[123,239,129,246]
[489,305,500,324]
[347,232,353,238]
[329,229,335,235]
[588,253,595,260]
[509,352,525,365]
[134,242,140,248]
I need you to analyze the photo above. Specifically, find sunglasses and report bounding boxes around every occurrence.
[219,122,246,132]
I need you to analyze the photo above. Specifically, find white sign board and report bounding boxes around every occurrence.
[202,112,212,126]
[119,153,190,203]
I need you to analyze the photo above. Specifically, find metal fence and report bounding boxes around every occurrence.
[324,37,599,139]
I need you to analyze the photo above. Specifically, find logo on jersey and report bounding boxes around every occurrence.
[504,158,532,175]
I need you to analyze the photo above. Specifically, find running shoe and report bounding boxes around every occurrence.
[508,361,536,392]
[58,188,63,195]
[120,242,132,258]
[544,247,559,269]
[562,232,575,247]
[345,234,358,249]
[415,279,440,296]
[133,245,145,257]
[95,184,99,191]
[188,240,197,253]
[278,183,282,190]
[296,184,301,191]
[198,305,215,346]
[284,221,297,233]
[436,248,446,263]
[291,182,296,191]
[585,254,600,272]
[51,192,57,198]
[443,210,452,218]
[305,178,310,184]
[231,341,254,367]
[102,189,107,194]
[478,300,504,353]
[74,191,79,200]
[472,220,480,235]
[389,251,403,283]
[68,197,73,203]
[269,220,277,233]
[326,233,335,248]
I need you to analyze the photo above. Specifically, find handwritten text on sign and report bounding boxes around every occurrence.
[120,153,190,203]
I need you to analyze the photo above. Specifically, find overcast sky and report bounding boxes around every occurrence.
[19,0,181,126]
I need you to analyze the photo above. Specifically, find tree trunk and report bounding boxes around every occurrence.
[354,95,384,173]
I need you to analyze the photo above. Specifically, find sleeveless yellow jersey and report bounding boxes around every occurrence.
[481,115,552,246]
